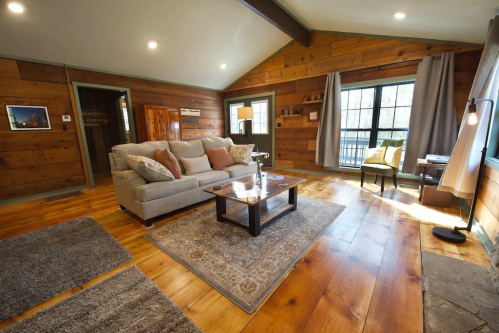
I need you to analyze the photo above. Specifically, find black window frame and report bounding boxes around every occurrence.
[340,80,415,168]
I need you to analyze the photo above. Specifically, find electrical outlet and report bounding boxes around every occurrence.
[278,153,281,157]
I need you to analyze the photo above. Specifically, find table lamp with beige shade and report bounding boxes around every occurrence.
[237,106,253,137]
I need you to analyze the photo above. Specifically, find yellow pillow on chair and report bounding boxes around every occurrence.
[364,147,386,164]
[384,146,403,168]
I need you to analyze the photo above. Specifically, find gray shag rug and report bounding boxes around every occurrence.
[0,216,133,321]
[145,194,345,313]
[2,266,201,333]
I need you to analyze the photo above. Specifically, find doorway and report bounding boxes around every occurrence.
[73,83,136,187]
[224,93,275,167]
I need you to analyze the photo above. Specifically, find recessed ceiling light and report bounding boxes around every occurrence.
[148,41,158,49]
[394,12,406,19]
[220,64,227,69]
[8,2,24,13]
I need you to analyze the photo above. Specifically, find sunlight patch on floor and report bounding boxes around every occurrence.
[381,198,467,228]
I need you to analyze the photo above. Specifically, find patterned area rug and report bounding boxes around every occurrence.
[2,266,201,333]
[0,217,133,321]
[145,194,345,313]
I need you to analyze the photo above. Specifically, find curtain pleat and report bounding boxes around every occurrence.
[316,72,341,168]
[402,53,457,174]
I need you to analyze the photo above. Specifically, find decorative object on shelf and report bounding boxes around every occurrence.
[298,108,304,116]
[180,108,200,116]
[289,105,294,115]
[301,95,309,103]
[308,110,319,122]
[279,110,285,117]
[6,105,51,130]
[432,98,496,244]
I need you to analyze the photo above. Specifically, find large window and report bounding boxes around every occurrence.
[340,82,414,169]
[229,103,244,134]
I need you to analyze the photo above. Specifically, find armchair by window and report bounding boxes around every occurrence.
[360,139,403,193]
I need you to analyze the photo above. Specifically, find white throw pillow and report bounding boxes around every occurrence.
[180,154,212,175]
[127,155,174,182]
[229,144,255,165]
[364,147,386,164]
[384,146,403,169]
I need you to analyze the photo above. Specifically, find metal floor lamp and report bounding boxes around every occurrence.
[432,98,495,243]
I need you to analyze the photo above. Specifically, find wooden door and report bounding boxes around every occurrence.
[167,109,181,141]
[144,106,182,141]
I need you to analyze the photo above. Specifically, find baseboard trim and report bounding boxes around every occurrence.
[459,197,494,254]
[0,186,88,205]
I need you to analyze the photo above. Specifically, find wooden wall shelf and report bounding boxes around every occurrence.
[279,114,301,118]
[303,100,323,104]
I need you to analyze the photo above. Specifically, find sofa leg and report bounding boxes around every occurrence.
[393,174,398,189]
[361,172,365,188]
[381,176,385,193]
[119,204,126,211]
[374,174,378,184]
[144,219,153,228]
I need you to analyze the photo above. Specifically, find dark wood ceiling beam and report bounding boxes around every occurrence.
[239,0,310,47]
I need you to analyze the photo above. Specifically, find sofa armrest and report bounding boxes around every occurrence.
[111,170,146,209]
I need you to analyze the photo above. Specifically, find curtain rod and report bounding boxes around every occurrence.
[339,55,441,75]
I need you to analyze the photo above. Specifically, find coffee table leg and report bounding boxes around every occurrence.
[215,196,226,222]
[249,203,260,237]
[289,186,297,211]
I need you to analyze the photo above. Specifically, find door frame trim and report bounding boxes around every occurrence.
[72,82,137,187]
[224,92,276,167]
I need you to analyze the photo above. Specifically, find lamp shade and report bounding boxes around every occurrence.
[238,107,253,120]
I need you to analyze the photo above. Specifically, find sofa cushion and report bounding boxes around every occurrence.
[127,155,174,182]
[194,171,230,186]
[229,144,255,165]
[156,149,182,179]
[180,154,212,175]
[111,141,169,171]
[168,139,204,174]
[222,163,257,178]
[201,137,234,151]
[206,147,235,170]
[134,176,199,202]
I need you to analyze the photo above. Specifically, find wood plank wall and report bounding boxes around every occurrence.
[224,32,481,174]
[0,59,85,202]
[66,68,224,142]
[0,58,224,201]
[476,165,499,244]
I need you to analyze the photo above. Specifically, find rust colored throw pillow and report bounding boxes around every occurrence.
[156,149,182,179]
[206,147,235,170]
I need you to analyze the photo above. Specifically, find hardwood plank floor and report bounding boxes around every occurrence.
[0,170,490,332]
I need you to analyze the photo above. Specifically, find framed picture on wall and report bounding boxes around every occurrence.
[6,105,51,130]
[308,110,319,122]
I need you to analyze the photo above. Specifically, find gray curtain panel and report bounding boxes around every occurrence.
[316,72,341,168]
[402,53,457,174]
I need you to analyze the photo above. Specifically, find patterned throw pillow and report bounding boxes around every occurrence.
[126,155,174,182]
[229,144,255,165]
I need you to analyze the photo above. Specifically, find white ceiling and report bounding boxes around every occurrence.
[279,0,499,44]
[1,1,497,91]
[0,0,291,90]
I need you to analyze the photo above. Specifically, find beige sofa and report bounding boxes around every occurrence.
[109,137,257,227]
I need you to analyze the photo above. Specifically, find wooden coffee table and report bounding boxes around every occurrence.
[204,174,305,236]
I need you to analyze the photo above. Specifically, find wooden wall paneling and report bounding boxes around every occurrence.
[0,147,81,170]
[477,166,499,243]
[0,58,20,79]
[17,61,67,84]
[0,176,86,202]
[0,77,69,99]
[226,32,481,92]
